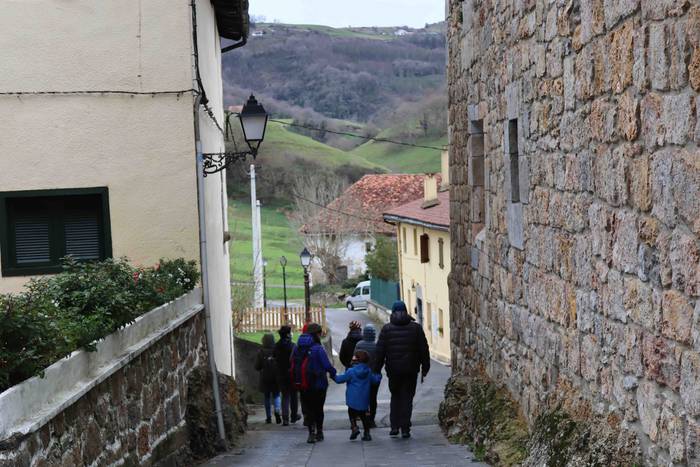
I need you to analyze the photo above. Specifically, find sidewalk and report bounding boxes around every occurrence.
[203,307,486,466]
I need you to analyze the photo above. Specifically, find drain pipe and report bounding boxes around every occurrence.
[194,94,228,446]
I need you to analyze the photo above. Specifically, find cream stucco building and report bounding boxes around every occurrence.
[384,174,452,364]
[0,0,249,376]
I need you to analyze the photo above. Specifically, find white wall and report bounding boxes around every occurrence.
[0,0,234,376]
[193,0,235,376]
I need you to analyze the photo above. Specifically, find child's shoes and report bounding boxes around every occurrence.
[361,432,372,441]
[350,427,361,440]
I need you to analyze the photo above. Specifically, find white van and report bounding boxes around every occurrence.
[345,280,371,311]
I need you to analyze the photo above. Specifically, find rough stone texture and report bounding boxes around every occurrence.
[447,0,699,465]
[0,311,241,467]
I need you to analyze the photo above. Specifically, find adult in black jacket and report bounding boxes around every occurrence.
[273,325,300,425]
[374,301,430,438]
[254,333,282,424]
[339,320,363,369]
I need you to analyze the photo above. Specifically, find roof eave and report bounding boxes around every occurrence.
[382,214,450,232]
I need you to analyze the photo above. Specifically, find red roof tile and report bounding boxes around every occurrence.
[303,174,437,235]
[383,190,450,231]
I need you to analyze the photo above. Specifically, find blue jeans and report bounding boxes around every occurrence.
[264,391,281,419]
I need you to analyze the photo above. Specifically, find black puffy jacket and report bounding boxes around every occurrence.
[374,310,430,377]
[339,329,363,369]
[273,335,295,391]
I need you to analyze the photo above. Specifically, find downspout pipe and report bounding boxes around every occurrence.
[222,36,247,54]
[194,83,228,449]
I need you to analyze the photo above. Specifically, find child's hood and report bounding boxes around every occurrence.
[351,363,371,380]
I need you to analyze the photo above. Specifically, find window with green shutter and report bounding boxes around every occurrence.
[0,188,112,276]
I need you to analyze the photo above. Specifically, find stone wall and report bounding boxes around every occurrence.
[447,0,699,465]
[0,295,210,466]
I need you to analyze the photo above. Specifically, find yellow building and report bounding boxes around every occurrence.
[384,174,451,364]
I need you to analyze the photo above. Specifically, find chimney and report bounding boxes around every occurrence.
[439,150,449,191]
[422,174,440,209]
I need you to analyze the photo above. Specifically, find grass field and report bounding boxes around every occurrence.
[229,198,306,300]
[350,135,447,173]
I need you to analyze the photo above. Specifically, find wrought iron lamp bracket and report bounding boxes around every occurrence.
[201,149,257,176]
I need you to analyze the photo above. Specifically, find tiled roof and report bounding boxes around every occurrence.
[303,174,436,235]
[383,189,450,231]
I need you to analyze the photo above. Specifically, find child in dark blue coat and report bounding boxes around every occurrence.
[333,350,382,441]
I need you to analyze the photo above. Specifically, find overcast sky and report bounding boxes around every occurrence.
[250,0,445,28]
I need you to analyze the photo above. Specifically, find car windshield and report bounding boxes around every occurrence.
[352,287,360,296]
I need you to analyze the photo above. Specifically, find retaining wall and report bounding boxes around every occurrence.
[0,290,208,466]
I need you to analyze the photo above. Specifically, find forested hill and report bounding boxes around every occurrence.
[222,22,446,123]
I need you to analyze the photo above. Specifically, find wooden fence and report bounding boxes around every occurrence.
[234,306,327,333]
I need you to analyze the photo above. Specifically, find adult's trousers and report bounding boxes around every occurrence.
[388,373,418,430]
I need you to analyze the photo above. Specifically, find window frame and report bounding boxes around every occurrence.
[0,187,112,277]
[438,238,445,269]
[420,234,430,263]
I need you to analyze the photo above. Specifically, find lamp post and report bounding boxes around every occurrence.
[300,248,312,323]
[262,258,268,309]
[201,95,269,176]
[280,256,288,321]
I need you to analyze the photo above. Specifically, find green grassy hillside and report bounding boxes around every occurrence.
[229,198,305,300]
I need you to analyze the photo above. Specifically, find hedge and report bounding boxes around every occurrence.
[0,257,199,394]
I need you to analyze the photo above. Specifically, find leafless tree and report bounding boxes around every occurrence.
[290,173,365,284]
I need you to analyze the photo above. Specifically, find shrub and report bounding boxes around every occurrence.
[0,257,198,393]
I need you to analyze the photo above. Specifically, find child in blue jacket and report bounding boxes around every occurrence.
[334,349,382,441]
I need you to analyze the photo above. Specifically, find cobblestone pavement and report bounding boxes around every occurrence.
[203,307,485,466]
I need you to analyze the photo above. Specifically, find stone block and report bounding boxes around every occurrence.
[641,93,665,149]
[669,228,700,298]
[593,145,628,207]
[648,22,669,91]
[690,47,700,92]
[633,24,648,90]
[637,379,662,442]
[590,97,616,142]
[672,148,700,236]
[604,0,639,30]
[610,19,635,93]
[651,148,676,227]
[575,45,594,100]
[563,57,575,110]
[624,277,656,331]
[629,154,651,211]
[661,290,694,345]
[643,333,682,390]
[581,334,601,382]
[669,18,689,90]
[617,90,639,142]
[663,92,693,145]
[506,81,521,120]
[660,400,686,463]
[580,0,605,45]
[688,416,700,464]
[680,350,700,416]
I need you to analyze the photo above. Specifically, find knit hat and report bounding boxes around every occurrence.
[391,301,408,312]
[349,320,362,330]
[278,325,291,336]
[306,323,323,335]
[302,323,309,334]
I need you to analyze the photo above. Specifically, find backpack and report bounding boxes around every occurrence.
[261,350,277,383]
[290,347,316,391]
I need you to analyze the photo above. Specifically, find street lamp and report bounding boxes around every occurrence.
[263,258,268,309]
[280,256,288,320]
[300,248,312,323]
[202,95,268,176]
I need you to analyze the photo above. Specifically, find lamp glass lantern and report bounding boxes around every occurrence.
[239,95,268,152]
[300,248,311,268]
[280,256,287,267]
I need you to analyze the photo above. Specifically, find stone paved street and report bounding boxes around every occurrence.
[203,307,485,466]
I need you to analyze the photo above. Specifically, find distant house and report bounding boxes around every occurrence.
[394,29,409,36]
[302,174,433,283]
[251,30,265,37]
